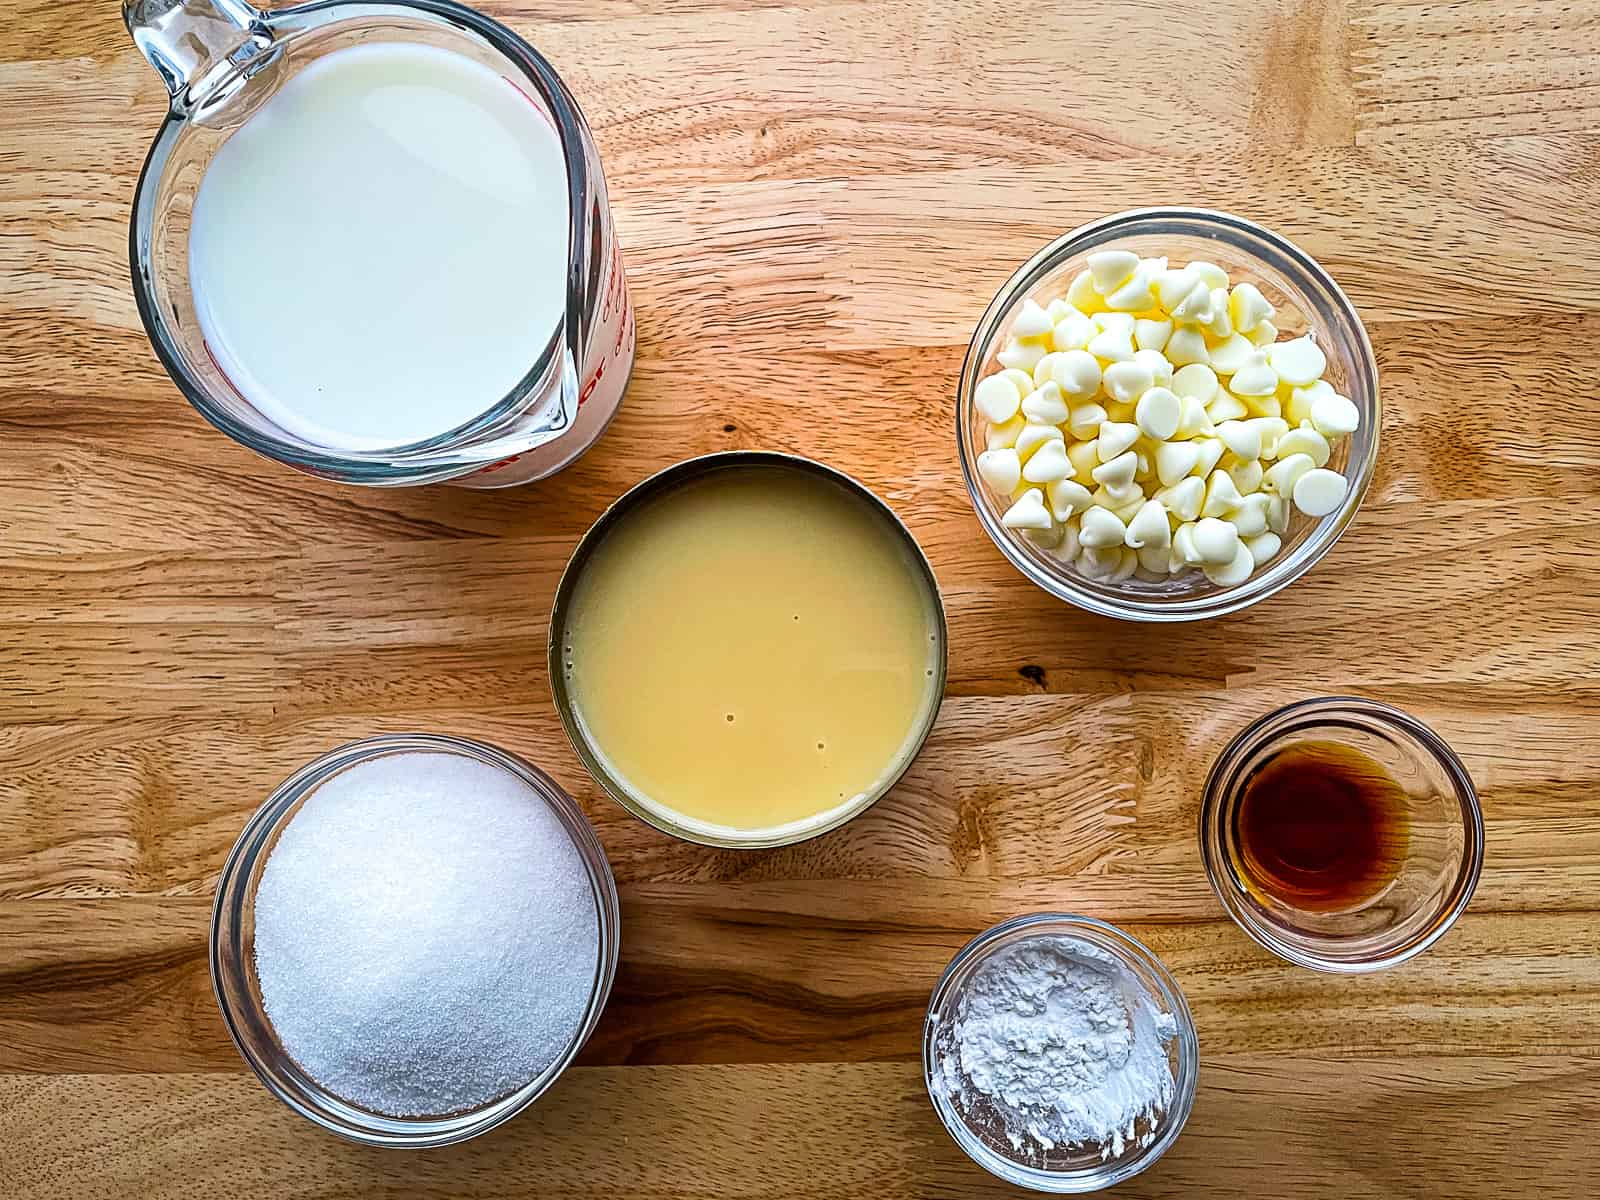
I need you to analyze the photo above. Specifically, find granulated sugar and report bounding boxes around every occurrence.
[936,936,1177,1159]
[253,751,599,1117]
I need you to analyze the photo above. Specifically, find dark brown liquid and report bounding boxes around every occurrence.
[1234,740,1409,913]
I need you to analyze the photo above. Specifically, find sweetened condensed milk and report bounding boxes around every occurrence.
[560,462,943,844]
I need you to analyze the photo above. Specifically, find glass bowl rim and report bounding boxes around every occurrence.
[1198,695,1485,974]
[955,206,1381,623]
[209,731,622,1147]
[921,912,1200,1192]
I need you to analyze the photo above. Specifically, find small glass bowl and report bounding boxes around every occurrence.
[956,208,1380,622]
[1200,697,1483,972]
[923,914,1199,1193]
[210,734,621,1147]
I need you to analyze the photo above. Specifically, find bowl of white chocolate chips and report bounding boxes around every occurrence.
[957,208,1379,621]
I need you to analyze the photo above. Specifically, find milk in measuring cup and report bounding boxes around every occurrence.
[188,42,573,452]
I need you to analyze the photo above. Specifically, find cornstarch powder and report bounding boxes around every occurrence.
[253,752,599,1117]
[936,936,1177,1157]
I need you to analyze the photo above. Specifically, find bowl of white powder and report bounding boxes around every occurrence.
[211,734,620,1147]
[923,914,1198,1191]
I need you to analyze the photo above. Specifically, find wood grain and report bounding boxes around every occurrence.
[3,0,1599,1196]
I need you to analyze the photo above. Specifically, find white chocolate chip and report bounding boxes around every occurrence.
[1286,378,1331,427]
[1188,261,1229,291]
[1311,391,1361,437]
[1215,419,1262,461]
[1086,327,1136,363]
[1170,277,1215,324]
[1137,543,1172,576]
[1203,540,1255,586]
[1012,298,1055,341]
[1174,396,1215,439]
[1192,516,1239,565]
[1108,546,1139,582]
[987,414,1025,449]
[998,339,1047,372]
[1292,467,1349,516]
[1133,348,1173,389]
[1091,449,1139,490]
[1227,458,1264,496]
[1047,298,1072,322]
[1024,522,1065,551]
[1087,250,1140,293]
[1155,440,1201,487]
[1022,437,1073,483]
[1192,436,1226,479]
[1021,382,1070,424]
[1052,310,1095,352]
[1244,416,1290,458]
[1171,363,1220,404]
[1156,266,1199,311]
[1001,487,1053,530]
[1231,492,1271,537]
[1246,319,1278,348]
[1267,494,1291,535]
[1031,353,1064,389]
[1245,530,1282,567]
[1207,332,1254,376]
[1097,421,1142,461]
[1229,351,1278,397]
[1156,475,1205,522]
[1201,469,1243,517]
[1125,499,1172,549]
[1015,422,1064,461]
[1105,263,1158,312]
[1135,387,1182,440]
[1058,519,1081,561]
[977,447,1022,493]
[1134,318,1172,352]
[1227,283,1275,333]
[1066,439,1100,484]
[999,368,1036,397]
[1268,334,1327,387]
[974,374,1022,423]
[1103,359,1155,405]
[1046,478,1092,520]
[1244,392,1282,419]
[1051,349,1103,401]
[1206,389,1249,423]
[1077,544,1119,578]
[1204,288,1233,339]
[1094,482,1145,522]
[1276,425,1332,467]
[1067,402,1108,441]
[1078,504,1129,548]
[1067,270,1102,312]
[1173,522,1202,566]
[1093,312,1136,336]
[1165,326,1210,366]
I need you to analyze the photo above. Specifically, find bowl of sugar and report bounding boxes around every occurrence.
[211,734,619,1146]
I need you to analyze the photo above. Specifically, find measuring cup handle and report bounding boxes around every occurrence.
[124,0,270,109]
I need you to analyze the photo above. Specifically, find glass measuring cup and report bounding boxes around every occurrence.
[125,0,634,487]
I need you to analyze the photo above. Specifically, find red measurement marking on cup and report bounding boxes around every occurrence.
[503,76,559,132]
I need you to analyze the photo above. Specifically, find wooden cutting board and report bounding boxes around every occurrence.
[3,1,1598,1196]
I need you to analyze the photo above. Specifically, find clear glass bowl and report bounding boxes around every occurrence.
[1200,697,1483,972]
[956,208,1380,621]
[923,914,1199,1193]
[210,733,621,1147]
